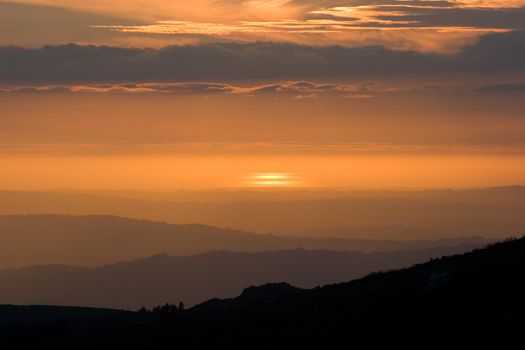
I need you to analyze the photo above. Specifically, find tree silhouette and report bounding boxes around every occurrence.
[145,302,185,322]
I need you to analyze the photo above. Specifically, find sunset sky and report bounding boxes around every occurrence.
[1,0,524,190]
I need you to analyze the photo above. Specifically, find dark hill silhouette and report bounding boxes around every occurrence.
[0,244,480,309]
[1,186,524,239]
[3,237,525,349]
[179,237,525,349]
[193,282,305,314]
[0,215,488,267]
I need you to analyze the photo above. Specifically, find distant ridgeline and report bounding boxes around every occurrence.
[1,186,525,240]
[0,214,495,268]
[1,237,525,349]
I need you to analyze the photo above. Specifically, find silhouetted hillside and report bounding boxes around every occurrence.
[5,236,523,349]
[191,282,305,314]
[0,244,480,309]
[1,187,524,239]
[0,215,488,267]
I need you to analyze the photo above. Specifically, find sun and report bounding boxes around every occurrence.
[244,172,301,188]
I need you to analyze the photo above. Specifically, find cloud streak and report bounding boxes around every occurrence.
[3,81,525,99]
[2,141,525,157]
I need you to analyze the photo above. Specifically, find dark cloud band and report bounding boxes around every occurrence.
[0,30,524,83]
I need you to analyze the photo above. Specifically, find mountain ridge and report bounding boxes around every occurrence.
[0,244,484,309]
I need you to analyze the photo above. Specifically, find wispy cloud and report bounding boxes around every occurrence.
[3,80,525,100]
[89,0,524,52]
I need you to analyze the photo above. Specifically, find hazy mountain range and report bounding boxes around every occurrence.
[0,244,482,309]
[1,186,524,239]
[0,215,489,267]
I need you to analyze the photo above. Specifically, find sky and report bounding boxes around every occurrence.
[1,0,524,190]
[2,0,525,50]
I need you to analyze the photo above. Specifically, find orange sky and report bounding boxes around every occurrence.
[2,155,525,190]
[1,92,524,190]
[1,0,525,191]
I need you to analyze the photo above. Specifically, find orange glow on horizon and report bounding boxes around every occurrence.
[1,155,525,191]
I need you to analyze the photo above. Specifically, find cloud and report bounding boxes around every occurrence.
[1,30,525,83]
[370,5,525,29]
[91,2,525,37]
[92,2,525,52]
[2,80,525,99]
[0,81,374,98]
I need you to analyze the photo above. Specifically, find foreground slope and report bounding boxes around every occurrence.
[181,237,525,349]
[3,236,525,348]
